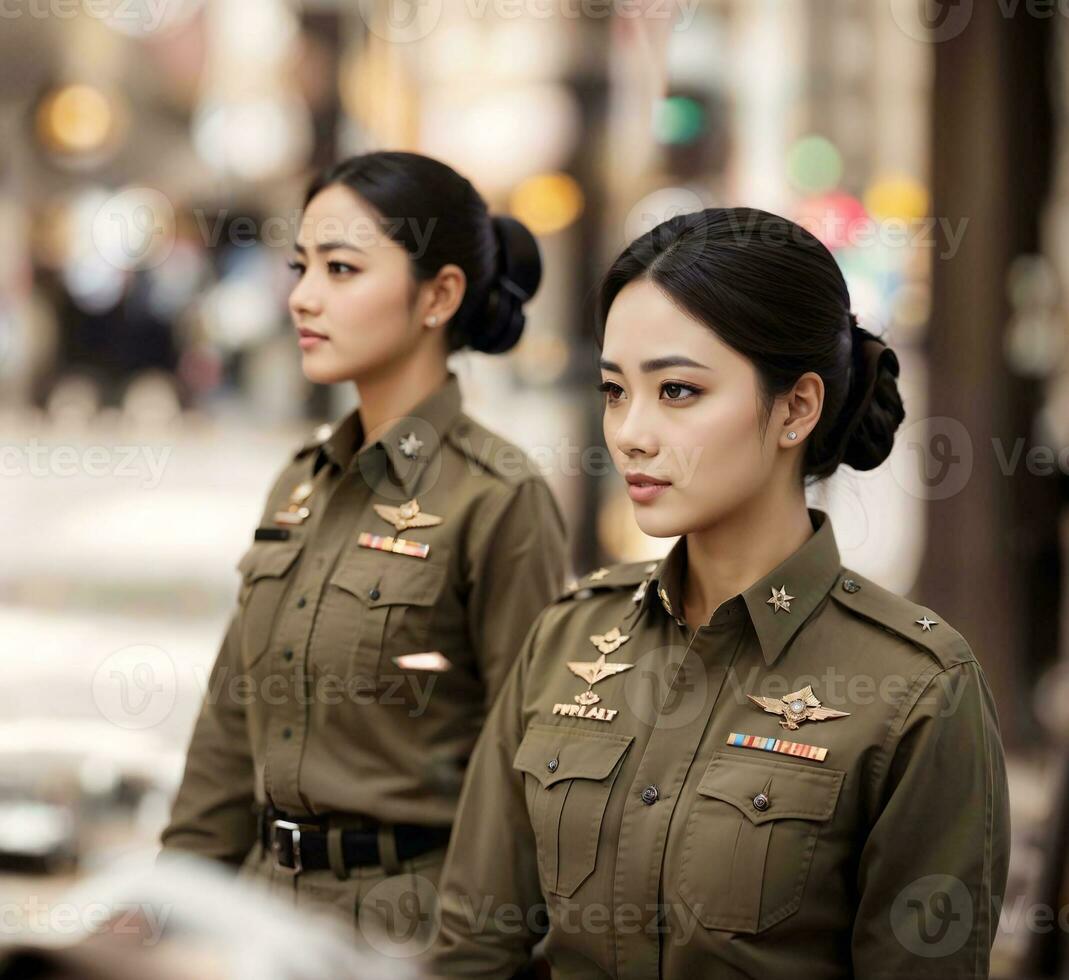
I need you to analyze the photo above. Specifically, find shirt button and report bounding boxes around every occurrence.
[752,792,770,811]
[283,649,294,662]
[296,597,307,608]
[368,587,381,600]
[282,727,293,740]
[641,785,659,805]
[546,758,558,773]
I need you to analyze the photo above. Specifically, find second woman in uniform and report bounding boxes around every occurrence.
[433,207,1010,978]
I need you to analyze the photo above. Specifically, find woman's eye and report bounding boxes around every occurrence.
[597,380,624,403]
[661,381,701,402]
[327,261,357,275]
[286,260,305,277]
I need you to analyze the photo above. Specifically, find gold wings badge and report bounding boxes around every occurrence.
[373,498,443,533]
[566,654,634,706]
[589,626,630,655]
[747,685,850,731]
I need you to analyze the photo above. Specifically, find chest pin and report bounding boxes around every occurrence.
[274,480,315,526]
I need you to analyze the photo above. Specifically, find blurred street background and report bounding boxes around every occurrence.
[0,0,1067,975]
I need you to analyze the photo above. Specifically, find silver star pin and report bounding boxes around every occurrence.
[766,585,795,613]
[632,579,649,604]
[916,616,938,632]
[399,432,424,459]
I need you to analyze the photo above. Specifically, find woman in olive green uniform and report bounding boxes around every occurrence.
[160,153,568,942]
[433,207,1010,978]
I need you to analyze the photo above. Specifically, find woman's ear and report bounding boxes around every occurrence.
[419,263,466,329]
[779,371,824,448]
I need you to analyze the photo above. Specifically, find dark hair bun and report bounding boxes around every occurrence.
[840,320,906,471]
[469,215,543,355]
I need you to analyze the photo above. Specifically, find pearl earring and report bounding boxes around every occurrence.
[787,431,798,441]
[427,315,439,327]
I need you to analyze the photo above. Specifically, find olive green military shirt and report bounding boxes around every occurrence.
[433,507,1010,979]
[160,372,568,865]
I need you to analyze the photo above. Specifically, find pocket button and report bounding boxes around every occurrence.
[752,792,770,812]
[546,758,558,773]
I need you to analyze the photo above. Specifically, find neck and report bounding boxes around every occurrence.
[352,354,449,450]
[681,490,814,630]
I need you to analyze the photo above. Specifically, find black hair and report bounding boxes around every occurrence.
[595,207,905,482]
[303,151,542,355]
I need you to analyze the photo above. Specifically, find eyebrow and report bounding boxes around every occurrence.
[293,241,367,255]
[599,355,711,373]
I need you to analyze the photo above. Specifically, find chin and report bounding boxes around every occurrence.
[632,506,691,540]
[299,355,355,386]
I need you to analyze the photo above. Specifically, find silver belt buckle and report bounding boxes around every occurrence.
[270,819,303,875]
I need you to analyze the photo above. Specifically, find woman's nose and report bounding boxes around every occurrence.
[613,406,659,458]
[289,275,322,318]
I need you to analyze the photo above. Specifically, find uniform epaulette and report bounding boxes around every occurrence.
[831,569,974,670]
[553,559,659,604]
[445,416,542,485]
[293,422,333,460]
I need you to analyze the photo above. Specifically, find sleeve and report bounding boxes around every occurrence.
[466,477,568,707]
[432,610,547,977]
[158,611,257,866]
[851,658,1011,978]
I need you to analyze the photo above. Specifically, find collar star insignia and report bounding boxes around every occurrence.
[589,626,630,655]
[766,585,795,613]
[567,653,635,705]
[588,567,610,582]
[373,497,443,532]
[398,432,424,459]
[632,579,649,604]
[916,616,938,632]
[747,685,850,731]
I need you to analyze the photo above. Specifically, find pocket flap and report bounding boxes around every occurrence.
[696,751,844,825]
[237,542,303,582]
[512,723,633,789]
[329,553,447,608]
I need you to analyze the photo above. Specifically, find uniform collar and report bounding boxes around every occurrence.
[319,371,464,499]
[636,507,842,667]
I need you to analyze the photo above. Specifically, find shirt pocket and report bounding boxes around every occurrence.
[316,551,449,683]
[678,751,844,934]
[512,723,633,898]
[235,541,304,670]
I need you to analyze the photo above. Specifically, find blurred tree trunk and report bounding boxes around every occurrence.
[919,0,1057,752]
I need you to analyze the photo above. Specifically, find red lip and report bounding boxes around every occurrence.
[297,326,328,339]
[625,472,672,486]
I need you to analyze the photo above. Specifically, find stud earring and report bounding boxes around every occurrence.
[787,431,798,440]
[427,315,439,327]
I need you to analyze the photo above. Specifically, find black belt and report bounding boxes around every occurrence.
[257,804,451,875]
